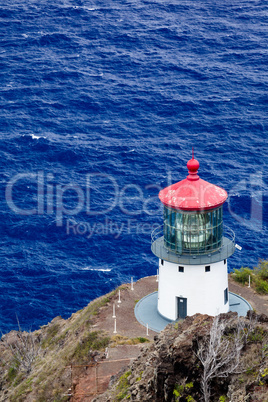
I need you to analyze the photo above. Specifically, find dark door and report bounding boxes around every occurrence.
[177,297,187,319]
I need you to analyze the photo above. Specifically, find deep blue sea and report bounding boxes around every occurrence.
[0,0,267,333]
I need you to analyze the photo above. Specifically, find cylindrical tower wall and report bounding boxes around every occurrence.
[158,259,229,320]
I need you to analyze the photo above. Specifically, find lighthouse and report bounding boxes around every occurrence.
[151,152,236,320]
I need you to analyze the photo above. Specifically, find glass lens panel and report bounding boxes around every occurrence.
[163,207,223,254]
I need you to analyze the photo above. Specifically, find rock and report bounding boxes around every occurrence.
[94,313,268,402]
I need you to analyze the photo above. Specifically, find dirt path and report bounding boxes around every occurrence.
[71,276,158,401]
[94,275,158,340]
[71,275,268,401]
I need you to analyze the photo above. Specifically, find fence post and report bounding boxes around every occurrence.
[95,364,98,394]
[113,318,117,334]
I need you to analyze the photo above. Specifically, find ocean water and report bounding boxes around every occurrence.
[0,0,267,333]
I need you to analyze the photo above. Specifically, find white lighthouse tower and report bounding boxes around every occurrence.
[151,152,236,320]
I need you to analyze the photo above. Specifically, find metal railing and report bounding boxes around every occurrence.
[151,224,164,244]
[151,224,236,264]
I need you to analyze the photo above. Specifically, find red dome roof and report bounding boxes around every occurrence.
[159,155,228,211]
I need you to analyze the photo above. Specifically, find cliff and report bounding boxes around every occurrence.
[94,312,268,402]
[0,277,267,401]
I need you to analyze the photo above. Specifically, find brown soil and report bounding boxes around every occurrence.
[71,275,268,401]
[71,276,158,401]
[71,345,141,402]
[94,275,158,340]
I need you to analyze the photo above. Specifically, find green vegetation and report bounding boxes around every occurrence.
[186,397,195,402]
[185,382,194,390]
[7,359,20,383]
[72,331,110,362]
[41,323,61,348]
[256,260,268,280]
[116,370,131,401]
[231,260,268,294]
[1,286,122,401]
[262,344,268,358]
[10,380,33,401]
[173,383,184,399]
[255,277,268,294]
[8,366,17,382]
[248,327,264,342]
[245,366,258,376]
[110,334,150,347]
[173,382,194,401]
[232,267,253,285]
[135,337,149,343]
[68,288,117,330]
[136,371,143,381]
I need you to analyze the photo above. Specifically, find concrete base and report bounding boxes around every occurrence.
[134,291,252,333]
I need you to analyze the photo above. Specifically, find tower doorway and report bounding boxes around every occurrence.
[177,297,187,319]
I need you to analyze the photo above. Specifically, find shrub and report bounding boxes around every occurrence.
[254,260,268,281]
[185,382,194,390]
[116,371,131,401]
[110,335,149,346]
[72,331,110,361]
[135,337,150,343]
[173,384,184,400]
[247,327,265,342]
[8,366,17,382]
[254,278,268,294]
[173,382,194,401]
[232,260,268,294]
[232,267,253,285]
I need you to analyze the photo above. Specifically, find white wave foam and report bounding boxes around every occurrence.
[30,134,46,140]
[81,267,111,272]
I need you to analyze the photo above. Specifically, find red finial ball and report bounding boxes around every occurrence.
[187,155,199,180]
[187,158,199,172]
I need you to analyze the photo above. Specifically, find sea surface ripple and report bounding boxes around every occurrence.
[0,0,267,332]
